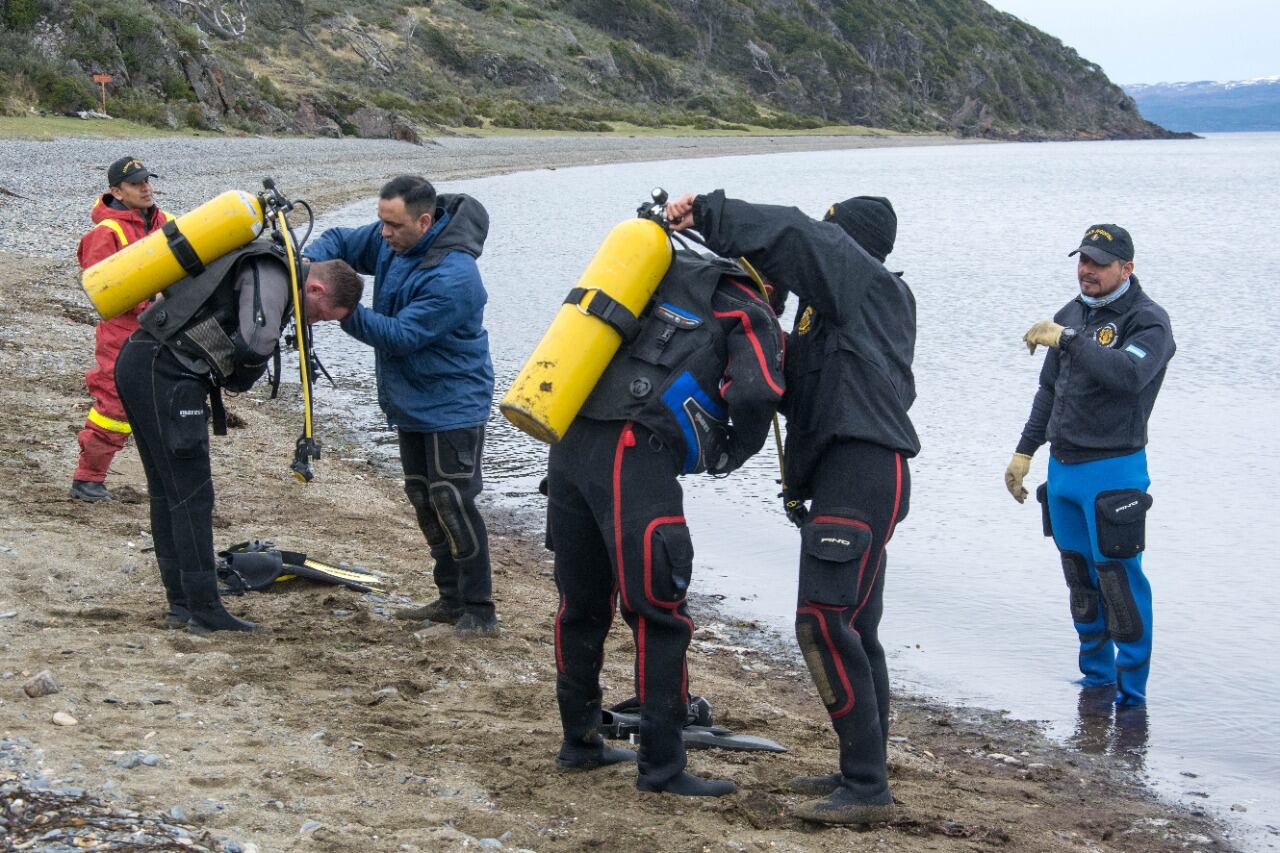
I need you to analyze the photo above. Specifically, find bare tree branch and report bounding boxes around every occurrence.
[166,0,248,40]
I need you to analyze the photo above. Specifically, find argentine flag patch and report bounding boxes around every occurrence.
[1125,344,1147,358]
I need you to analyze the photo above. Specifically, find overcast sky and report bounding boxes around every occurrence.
[986,0,1279,84]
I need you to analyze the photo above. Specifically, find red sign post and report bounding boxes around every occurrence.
[91,74,113,113]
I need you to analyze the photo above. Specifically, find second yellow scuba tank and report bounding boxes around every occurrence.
[82,190,265,320]
[500,215,672,444]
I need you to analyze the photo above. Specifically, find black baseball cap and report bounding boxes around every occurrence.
[107,156,159,187]
[1069,224,1134,264]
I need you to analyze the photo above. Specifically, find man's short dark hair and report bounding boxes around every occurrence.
[310,259,364,310]
[380,175,437,219]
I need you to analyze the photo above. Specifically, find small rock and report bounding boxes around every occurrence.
[1231,803,1248,812]
[332,609,352,617]
[52,711,78,726]
[0,612,16,619]
[477,839,503,850]
[116,753,142,770]
[169,805,187,821]
[23,670,61,698]
[299,819,322,834]
[141,753,162,767]
[987,752,1022,765]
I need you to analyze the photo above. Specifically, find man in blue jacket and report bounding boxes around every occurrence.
[306,175,498,634]
[1005,224,1175,707]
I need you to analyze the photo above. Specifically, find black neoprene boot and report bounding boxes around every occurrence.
[155,557,191,629]
[182,570,260,634]
[394,598,464,624]
[635,708,736,797]
[556,734,637,770]
[788,772,842,795]
[637,772,737,797]
[792,786,895,825]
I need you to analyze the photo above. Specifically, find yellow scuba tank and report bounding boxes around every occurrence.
[501,217,672,443]
[82,190,265,320]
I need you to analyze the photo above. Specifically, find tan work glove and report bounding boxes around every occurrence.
[1004,453,1032,503]
[1024,320,1065,354]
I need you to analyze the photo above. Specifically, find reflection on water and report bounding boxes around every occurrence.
[1071,685,1150,772]
[306,133,1280,849]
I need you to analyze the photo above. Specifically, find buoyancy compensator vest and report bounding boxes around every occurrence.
[138,239,296,392]
[579,250,738,474]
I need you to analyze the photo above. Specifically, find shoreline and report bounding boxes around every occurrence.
[0,133,1239,852]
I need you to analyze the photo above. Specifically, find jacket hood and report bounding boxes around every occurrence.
[417,194,489,269]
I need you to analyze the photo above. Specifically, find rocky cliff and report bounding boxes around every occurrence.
[0,0,1181,140]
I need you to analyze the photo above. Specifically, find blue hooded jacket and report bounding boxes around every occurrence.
[306,194,494,432]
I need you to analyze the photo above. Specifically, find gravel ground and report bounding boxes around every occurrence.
[0,133,968,262]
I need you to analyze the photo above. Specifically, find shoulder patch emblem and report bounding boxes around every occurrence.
[1094,323,1118,347]
[797,305,814,336]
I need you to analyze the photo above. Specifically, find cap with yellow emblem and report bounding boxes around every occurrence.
[1069,224,1133,264]
[107,156,160,187]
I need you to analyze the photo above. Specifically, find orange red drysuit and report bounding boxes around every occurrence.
[73,195,172,482]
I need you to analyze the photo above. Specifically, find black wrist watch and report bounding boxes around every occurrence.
[1058,327,1078,348]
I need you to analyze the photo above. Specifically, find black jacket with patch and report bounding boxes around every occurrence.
[691,190,919,497]
[1017,276,1175,463]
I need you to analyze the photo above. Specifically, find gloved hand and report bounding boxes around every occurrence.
[779,487,808,527]
[1004,453,1032,503]
[1024,320,1065,354]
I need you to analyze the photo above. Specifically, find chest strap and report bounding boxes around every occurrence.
[564,287,641,342]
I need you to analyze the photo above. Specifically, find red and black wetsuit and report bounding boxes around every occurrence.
[548,250,784,790]
[690,191,919,806]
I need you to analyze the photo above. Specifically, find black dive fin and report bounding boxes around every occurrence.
[600,709,787,753]
[217,550,285,593]
[278,551,386,594]
[682,726,788,753]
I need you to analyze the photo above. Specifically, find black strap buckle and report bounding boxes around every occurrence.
[563,287,641,342]
[161,220,206,278]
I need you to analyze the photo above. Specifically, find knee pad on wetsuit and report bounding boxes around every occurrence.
[797,511,873,606]
[1096,561,1144,643]
[1060,551,1099,624]
[429,481,479,560]
[404,477,447,550]
[795,614,840,708]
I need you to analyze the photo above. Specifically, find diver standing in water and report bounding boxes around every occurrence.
[116,243,362,633]
[1005,224,1174,707]
[305,176,499,635]
[545,235,785,796]
[72,157,174,502]
[666,190,918,824]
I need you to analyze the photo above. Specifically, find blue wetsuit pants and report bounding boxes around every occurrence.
[1046,449,1153,705]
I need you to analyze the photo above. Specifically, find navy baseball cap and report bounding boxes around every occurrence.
[107,157,159,186]
[1069,224,1134,264]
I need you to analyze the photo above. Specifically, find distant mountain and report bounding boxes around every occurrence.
[0,0,1182,140]
[1125,77,1280,132]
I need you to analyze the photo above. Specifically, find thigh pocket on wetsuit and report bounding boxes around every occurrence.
[1094,490,1153,559]
[433,428,479,480]
[644,521,693,605]
[166,383,209,459]
[1036,482,1053,538]
[797,514,873,606]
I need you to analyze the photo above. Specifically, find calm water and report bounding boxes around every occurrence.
[306,132,1280,848]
